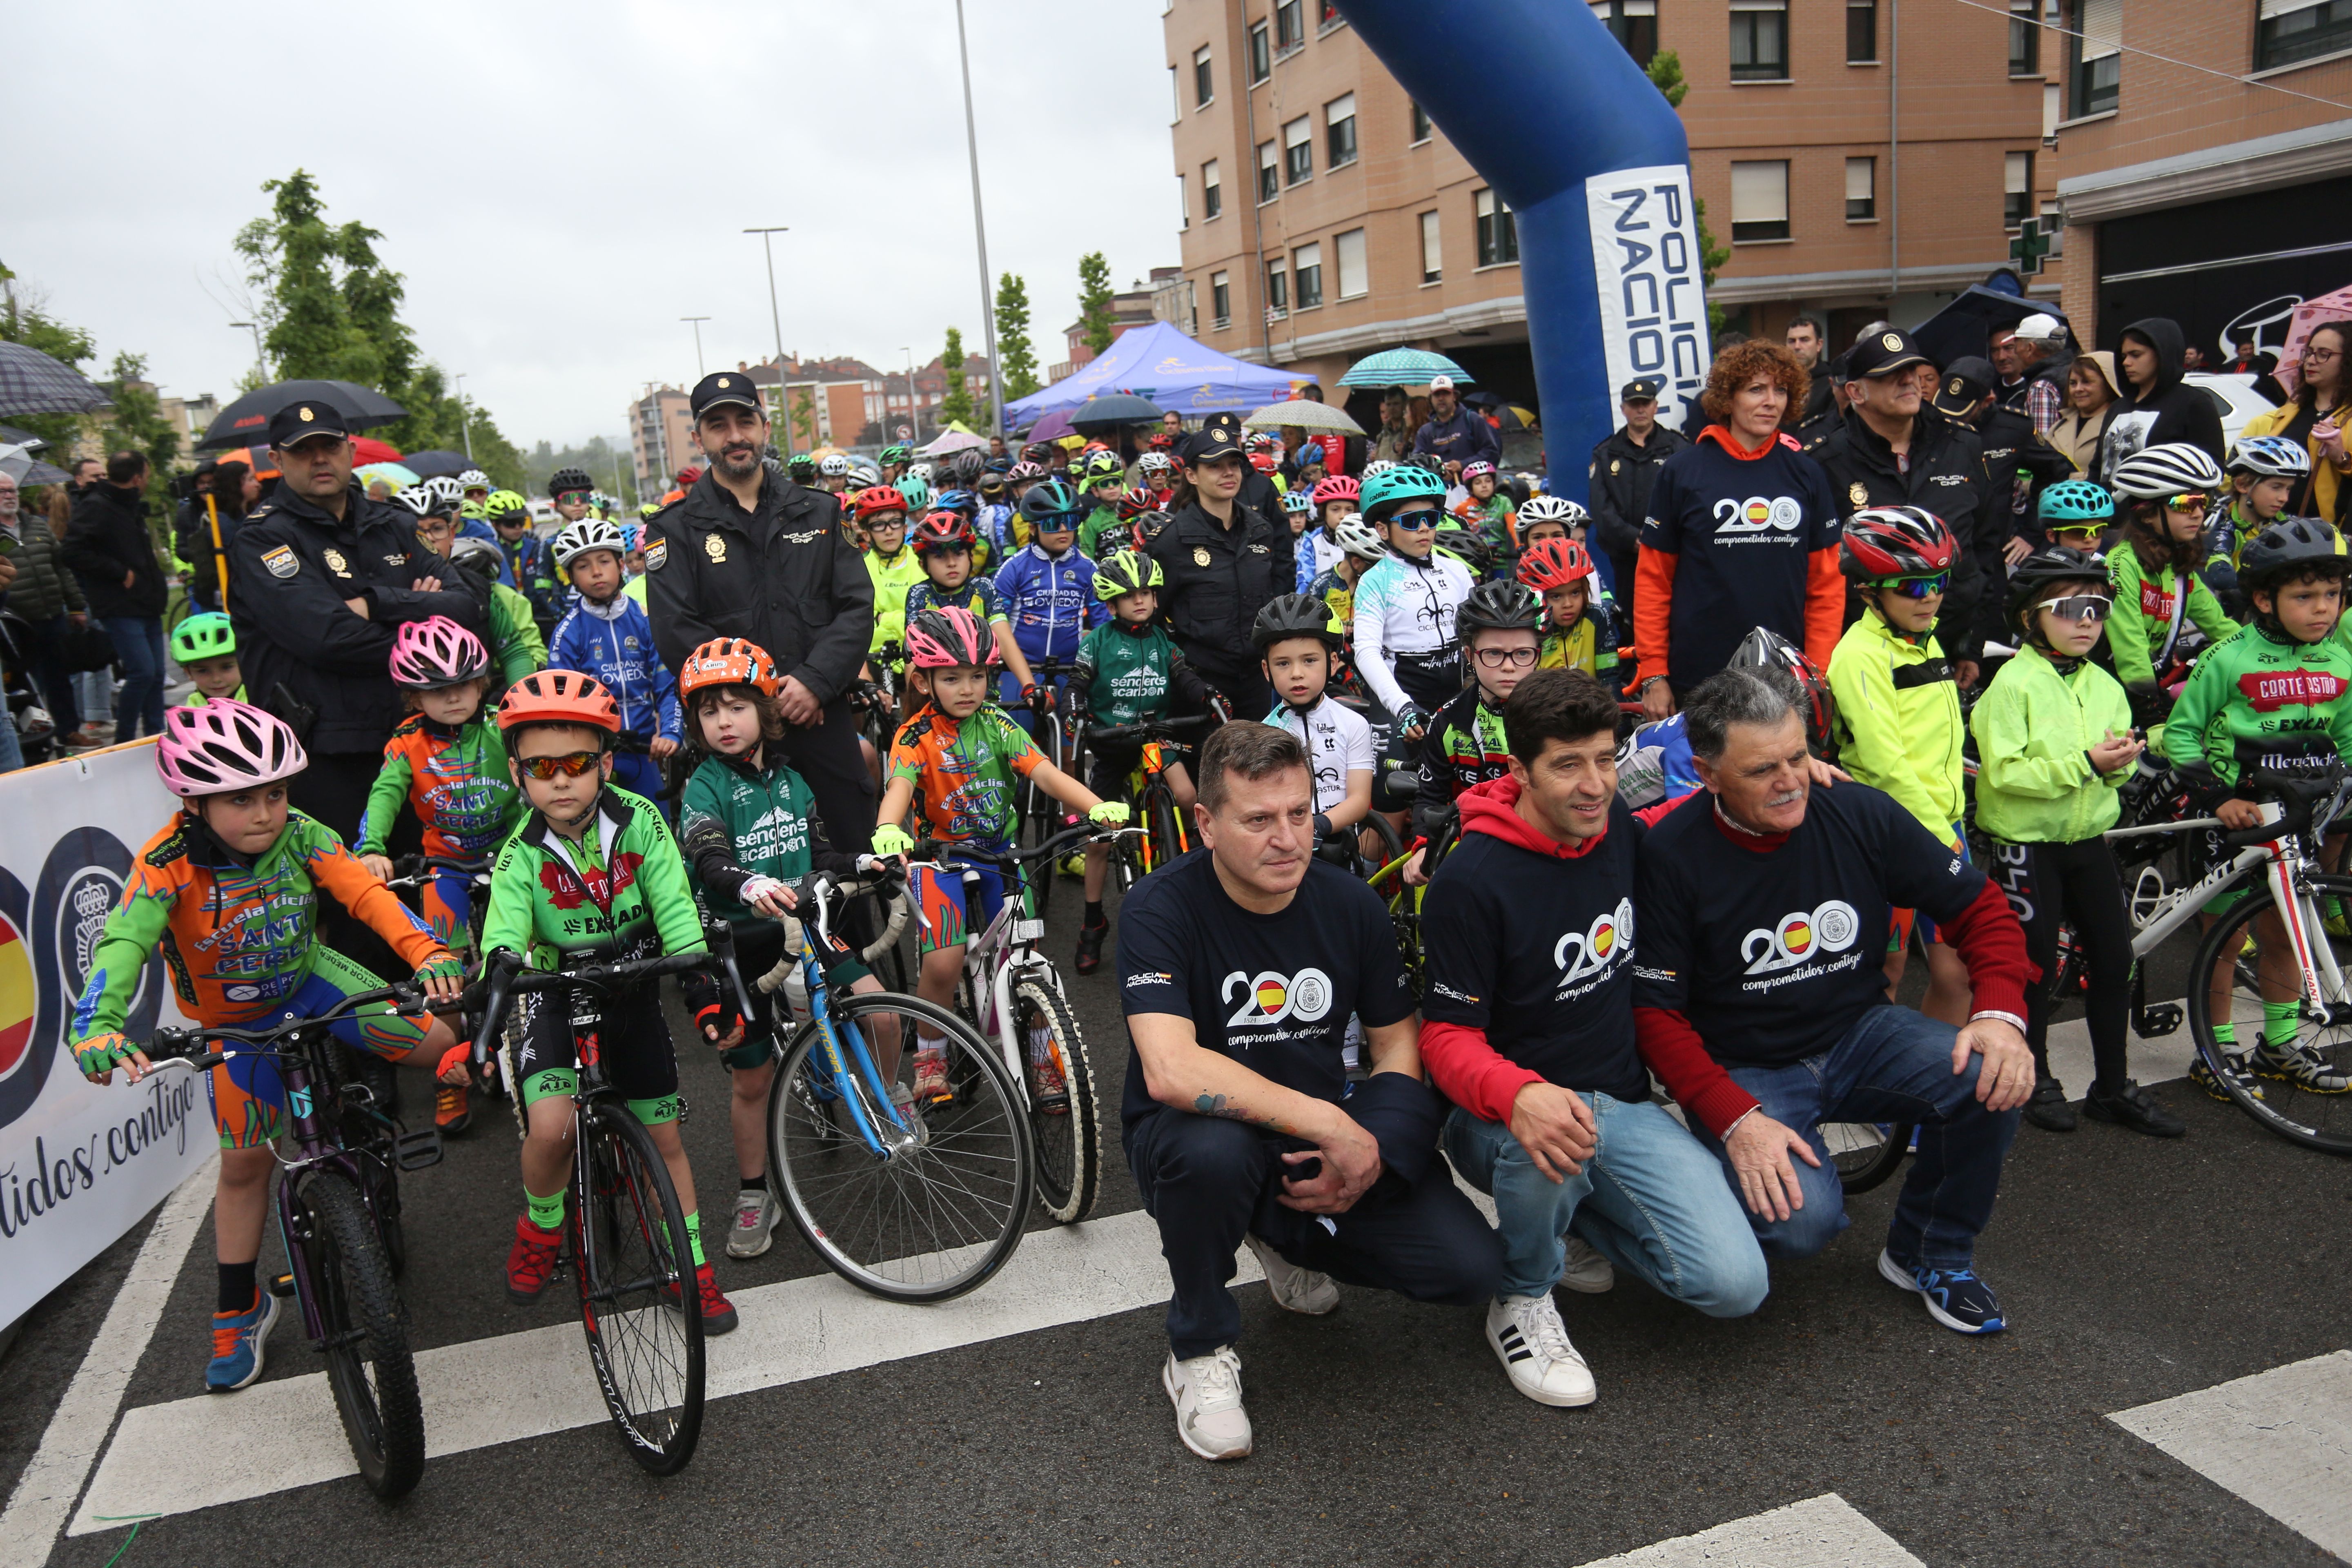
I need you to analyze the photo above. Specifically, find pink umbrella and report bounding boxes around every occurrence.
[2267,283,2352,396]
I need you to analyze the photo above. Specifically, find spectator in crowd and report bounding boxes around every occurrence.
[177,458,256,614]
[2238,321,2352,523]
[2095,317,2227,480]
[2047,350,2120,476]
[0,472,91,748]
[1372,387,1415,463]
[63,451,168,741]
[2002,314,2075,437]
[1783,316,1836,428]
[1587,378,1688,622]
[1412,374,1500,481]
[67,456,100,494]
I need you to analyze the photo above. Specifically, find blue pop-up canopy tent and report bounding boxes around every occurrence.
[1004,322,1302,430]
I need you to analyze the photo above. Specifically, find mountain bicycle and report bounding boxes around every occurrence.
[383,853,503,1118]
[1078,713,1212,890]
[141,986,447,1498]
[1010,655,1079,910]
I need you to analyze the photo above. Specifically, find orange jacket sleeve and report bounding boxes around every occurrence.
[1633,544,1679,686]
[1803,547,1845,673]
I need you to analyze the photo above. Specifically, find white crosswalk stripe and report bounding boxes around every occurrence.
[1568,1493,1923,1567]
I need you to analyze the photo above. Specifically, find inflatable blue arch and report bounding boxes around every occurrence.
[1334,0,1711,504]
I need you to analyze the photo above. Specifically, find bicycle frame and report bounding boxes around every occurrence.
[793,893,923,1159]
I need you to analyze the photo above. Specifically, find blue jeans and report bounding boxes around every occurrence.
[101,615,165,739]
[1693,1004,2022,1270]
[1446,1096,1768,1312]
[0,708,20,772]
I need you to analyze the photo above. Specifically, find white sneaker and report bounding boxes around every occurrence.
[1485,1294,1597,1408]
[1244,1233,1339,1315]
[726,1188,780,1259]
[1558,1234,1617,1294]
[1163,1346,1252,1460]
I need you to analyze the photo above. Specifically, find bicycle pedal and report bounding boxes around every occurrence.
[392,1127,445,1171]
[268,1272,296,1299]
[2137,1003,2183,1039]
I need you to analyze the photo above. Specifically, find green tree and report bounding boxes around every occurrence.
[0,262,98,454]
[1076,252,1116,355]
[791,387,819,451]
[995,273,1041,401]
[1644,52,1734,332]
[938,328,973,428]
[99,353,182,519]
[526,435,635,507]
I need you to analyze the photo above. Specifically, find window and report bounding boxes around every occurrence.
[1258,139,1280,202]
[1474,188,1519,266]
[1419,210,1442,283]
[1731,0,1789,80]
[1276,0,1303,50]
[1178,172,1188,229]
[1211,270,1232,329]
[2005,151,2034,228]
[1335,228,1368,299]
[2260,1,2352,70]
[1730,159,1791,241]
[1847,0,1877,62]
[1293,242,1323,309]
[1845,156,1877,220]
[2069,0,2119,116]
[1410,101,1433,144]
[1193,45,1213,106]
[1283,115,1312,185]
[2008,0,2039,74]
[1589,0,1658,65]
[1265,260,1288,320]
[1202,159,1222,219]
[1248,20,1270,82]
[1320,1,1343,27]
[1325,93,1357,168]
[1169,65,1180,121]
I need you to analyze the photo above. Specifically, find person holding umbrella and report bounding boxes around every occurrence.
[1411,374,1499,482]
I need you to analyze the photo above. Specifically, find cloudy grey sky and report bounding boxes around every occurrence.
[4,1,1179,448]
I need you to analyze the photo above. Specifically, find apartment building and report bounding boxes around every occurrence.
[628,351,1000,479]
[1163,0,2047,407]
[1051,272,1177,382]
[627,385,695,493]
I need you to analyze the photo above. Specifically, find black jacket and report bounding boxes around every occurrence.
[1970,401,2074,549]
[2094,316,2226,480]
[644,468,872,704]
[1807,405,2004,660]
[2,509,86,624]
[1587,423,1689,571]
[174,494,247,608]
[228,482,481,754]
[63,482,167,618]
[1139,497,1293,691]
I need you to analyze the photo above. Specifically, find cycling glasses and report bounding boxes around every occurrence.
[2040,593,2111,624]
[2162,493,2214,513]
[1871,572,1950,598]
[514,751,604,781]
[1390,508,1441,531]
[1473,645,1540,669]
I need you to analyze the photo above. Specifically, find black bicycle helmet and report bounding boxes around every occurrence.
[549,466,594,497]
[2238,516,2350,592]
[1726,626,1835,753]
[946,450,984,486]
[1454,580,1544,644]
[1017,478,1086,531]
[1251,592,1345,650]
[2006,546,2110,640]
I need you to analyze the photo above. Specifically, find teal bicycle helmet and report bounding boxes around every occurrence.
[2037,478,2115,524]
[1359,465,1448,522]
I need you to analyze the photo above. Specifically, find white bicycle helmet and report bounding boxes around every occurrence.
[1517,494,1590,530]
[457,468,490,491]
[393,487,432,517]
[849,461,881,489]
[819,453,851,477]
[1333,512,1388,563]
[2108,442,2227,500]
[552,516,627,568]
[1361,459,1399,481]
[423,474,467,506]
[2227,434,2313,480]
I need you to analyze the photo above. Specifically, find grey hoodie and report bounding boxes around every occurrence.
[2094,316,2226,481]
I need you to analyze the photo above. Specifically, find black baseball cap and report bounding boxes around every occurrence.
[1847,327,1930,380]
[268,400,350,449]
[1931,357,1998,418]
[1620,378,1661,403]
[690,371,764,420]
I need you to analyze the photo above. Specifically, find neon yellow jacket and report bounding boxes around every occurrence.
[1827,610,1965,843]
[1969,642,2135,844]
[864,545,929,657]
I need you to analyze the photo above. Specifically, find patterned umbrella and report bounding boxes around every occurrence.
[0,343,114,418]
[1336,347,1473,390]
[1242,399,1366,435]
[0,423,47,452]
[0,442,70,486]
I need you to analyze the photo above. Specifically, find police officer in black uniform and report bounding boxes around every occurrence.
[1930,356,2072,564]
[1140,412,1293,722]
[1587,378,1689,619]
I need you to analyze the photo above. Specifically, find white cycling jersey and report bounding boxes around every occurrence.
[1266,694,1376,814]
[1350,551,1475,716]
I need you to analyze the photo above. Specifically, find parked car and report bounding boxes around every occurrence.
[2187,372,2283,452]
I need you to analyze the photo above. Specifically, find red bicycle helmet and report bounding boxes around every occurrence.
[681,636,781,702]
[1840,506,1956,581]
[854,486,910,521]
[1116,486,1157,521]
[497,670,621,735]
[1728,626,1835,752]
[906,605,1000,669]
[911,511,979,555]
[1310,475,1360,508]
[1516,537,1597,593]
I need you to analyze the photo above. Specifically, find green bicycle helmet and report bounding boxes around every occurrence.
[1251,592,1345,651]
[1360,464,1448,522]
[1094,549,1163,602]
[483,489,530,522]
[459,500,486,520]
[637,500,661,518]
[170,612,236,664]
[2037,478,2115,525]
[880,444,912,467]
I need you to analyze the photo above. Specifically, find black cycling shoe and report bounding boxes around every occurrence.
[2022,1076,2076,1132]
[2081,1078,2187,1138]
[1074,918,1109,976]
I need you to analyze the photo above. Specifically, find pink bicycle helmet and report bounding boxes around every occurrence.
[1461,460,1498,483]
[905,605,1000,670]
[157,699,307,798]
[1310,474,1360,508]
[388,616,491,689]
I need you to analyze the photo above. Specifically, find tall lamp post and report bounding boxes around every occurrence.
[745,226,793,457]
[682,316,711,378]
[951,0,1004,443]
[227,321,267,387]
[453,373,474,461]
[903,347,918,445]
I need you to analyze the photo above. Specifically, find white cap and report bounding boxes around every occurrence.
[2013,312,2065,343]
[1428,373,1456,392]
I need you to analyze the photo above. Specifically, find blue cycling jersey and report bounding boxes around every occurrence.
[547,594,681,743]
[994,543,1104,662]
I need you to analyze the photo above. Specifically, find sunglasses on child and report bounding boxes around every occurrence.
[1872,572,1950,598]
[1390,509,1441,531]
[2041,593,2112,623]
[515,751,603,780]
[2163,493,2214,513]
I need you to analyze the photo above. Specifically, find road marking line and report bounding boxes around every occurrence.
[0,1153,218,1568]
[71,1207,1254,1532]
[2041,1004,2200,1099]
[1570,1492,1923,1566]
[2109,1349,2352,1559]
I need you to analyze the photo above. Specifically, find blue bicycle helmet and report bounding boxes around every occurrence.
[2229,434,2314,479]
[1359,465,1449,522]
[2037,478,2115,523]
[934,487,979,515]
[1281,489,1313,516]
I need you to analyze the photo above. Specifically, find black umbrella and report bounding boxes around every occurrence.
[1909,286,2070,372]
[0,342,113,419]
[399,449,477,481]
[1066,392,1164,434]
[198,379,406,451]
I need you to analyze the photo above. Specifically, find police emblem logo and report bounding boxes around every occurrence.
[1849,482,1869,509]
[1949,377,1964,395]
[718,376,731,387]
[321,547,348,573]
[298,406,312,421]
[1611,459,1622,474]
[1880,333,1902,352]
[704,532,727,562]
[261,544,298,578]
[1193,546,1212,567]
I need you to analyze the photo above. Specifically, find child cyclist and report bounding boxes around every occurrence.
[1294,475,1362,591]
[857,487,927,668]
[1452,460,1518,556]
[1517,537,1619,685]
[69,701,464,1391]
[873,606,1128,1104]
[2030,478,2117,557]
[1068,551,1209,974]
[547,516,682,806]
[1826,506,1972,1025]
[482,669,741,1332]
[674,637,892,1261]
[995,479,1105,732]
[2102,444,2239,696]
[1354,465,1477,762]
[2163,517,2352,1101]
[1254,593,1376,852]
[903,511,1036,693]
[2204,437,2310,617]
[171,612,245,705]
[1403,582,1546,882]
[444,536,548,688]
[1306,512,1386,637]
[1972,547,2178,1137]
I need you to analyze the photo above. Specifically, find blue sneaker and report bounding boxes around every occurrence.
[206,1289,281,1392]
[1877,1248,2005,1334]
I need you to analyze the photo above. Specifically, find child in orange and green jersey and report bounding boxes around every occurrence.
[66,700,463,1396]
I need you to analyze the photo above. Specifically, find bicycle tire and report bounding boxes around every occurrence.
[574,1102,705,1473]
[1147,784,1187,871]
[1354,811,1404,876]
[1826,1123,1910,1194]
[2185,886,2352,1155]
[768,991,1033,1301]
[1015,976,1100,1224]
[294,1171,424,1499]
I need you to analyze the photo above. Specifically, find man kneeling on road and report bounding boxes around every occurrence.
[1121,722,1503,1461]
[1420,670,1769,1408]
[1634,668,2035,1334]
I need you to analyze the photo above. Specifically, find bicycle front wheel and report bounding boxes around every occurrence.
[293,1171,424,1499]
[1015,975,1100,1224]
[574,1102,705,1473]
[769,992,1034,1301]
[2186,886,2352,1154]
[1824,1123,1910,1194]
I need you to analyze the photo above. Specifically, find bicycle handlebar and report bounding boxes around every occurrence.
[141,979,425,1069]
[1082,714,1214,747]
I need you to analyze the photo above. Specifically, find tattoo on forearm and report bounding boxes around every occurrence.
[1194,1092,1287,1133]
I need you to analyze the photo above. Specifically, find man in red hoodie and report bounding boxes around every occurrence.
[1421,670,1769,1410]
[1633,667,2034,1335]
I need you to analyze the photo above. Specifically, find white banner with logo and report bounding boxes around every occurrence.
[0,740,207,1330]
[1585,164,1714,435]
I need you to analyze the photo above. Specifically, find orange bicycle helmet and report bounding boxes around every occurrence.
[681,637,781,702]
[497,669,621,736]
[854,486,910,521]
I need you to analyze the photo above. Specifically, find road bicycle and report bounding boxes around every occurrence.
[755,866,1036,1301]
[1010,655,1079,911]
[142,986,446,1498]
[1077,713,1211,891]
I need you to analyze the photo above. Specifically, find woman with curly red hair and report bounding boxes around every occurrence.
[1631,340,1846,719]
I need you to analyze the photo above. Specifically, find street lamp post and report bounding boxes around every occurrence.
[682,316,711,378]
[227,321,266,386]
[745,227,793,457]
[951,0,1004,443]
[903,347,918,445]
[453,373,474,461]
